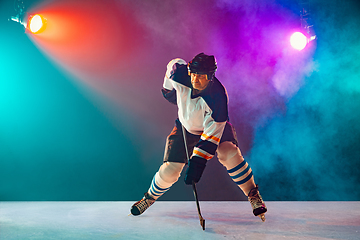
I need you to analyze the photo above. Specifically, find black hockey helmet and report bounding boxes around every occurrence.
[188,53,217,80]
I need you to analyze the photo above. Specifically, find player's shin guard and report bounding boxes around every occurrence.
[217,142,256,195]
[226,159,255,195]
[227,161,267,220]
[217,142,266,220]
[147,162,184,200]
[148,172,172,199]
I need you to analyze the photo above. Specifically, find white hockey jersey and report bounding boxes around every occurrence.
[162,58,229,161]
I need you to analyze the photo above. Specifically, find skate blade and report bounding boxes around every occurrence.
[258,213,266,222]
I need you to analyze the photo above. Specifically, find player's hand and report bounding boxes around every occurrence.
[184,157,207,185]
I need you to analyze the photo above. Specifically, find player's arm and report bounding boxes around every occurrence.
[184,92,228,185]
[161,58,187,105]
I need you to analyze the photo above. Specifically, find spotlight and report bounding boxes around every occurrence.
[27,14,47,34]
[290,0,316,51]
[290,32,308,51]
[9,0,47,34]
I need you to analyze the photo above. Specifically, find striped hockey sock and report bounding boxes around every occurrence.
[147,172,172,200]
[227,160,255,196]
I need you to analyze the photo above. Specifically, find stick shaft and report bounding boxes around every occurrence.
[192,181,202,216]
[182,125,205,230]
[181,125,190,164]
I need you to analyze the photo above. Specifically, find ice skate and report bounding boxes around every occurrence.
[248,185,267,222]
[130,192,155,216]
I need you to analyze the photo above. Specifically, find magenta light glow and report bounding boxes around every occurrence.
[290,32,308,51]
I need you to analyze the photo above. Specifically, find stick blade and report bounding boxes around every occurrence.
[200,218,205,230]
[259,213,266,222]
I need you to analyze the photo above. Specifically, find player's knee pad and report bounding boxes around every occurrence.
[217,141,240,162]
[158,162,185,184]
[217,141,244,168]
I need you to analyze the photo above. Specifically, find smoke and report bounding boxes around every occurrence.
[3,0,359,201]
[271,47,318,98]
[249,0,360,200]
[117,0,320,200]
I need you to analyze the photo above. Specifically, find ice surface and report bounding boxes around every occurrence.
[0,201,359,240]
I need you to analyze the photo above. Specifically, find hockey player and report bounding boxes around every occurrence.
[130,53,267,220]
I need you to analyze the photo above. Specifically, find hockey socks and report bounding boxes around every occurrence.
[147,162,184,199]
[227,159,255,196]
[148,172,172,199]
[217,142,256,196]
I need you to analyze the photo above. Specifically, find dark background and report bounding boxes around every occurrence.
[1,0,359,201]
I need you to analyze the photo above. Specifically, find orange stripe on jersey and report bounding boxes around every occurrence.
[193,149,212,160]
[201,133,220,143]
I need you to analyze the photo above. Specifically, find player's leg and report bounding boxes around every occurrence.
[148,162,185,200]
[130,161,185,216]
[217,141,256,195]
[217,123,267,220]
[217,141,267,219]
[130,119,198,216]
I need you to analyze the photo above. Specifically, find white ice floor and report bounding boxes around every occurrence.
[0,201,359,240]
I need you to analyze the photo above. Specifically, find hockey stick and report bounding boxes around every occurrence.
[181,125,206,231]
[192,181,205,230]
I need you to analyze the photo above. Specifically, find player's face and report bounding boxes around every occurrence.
[190,73,209,91]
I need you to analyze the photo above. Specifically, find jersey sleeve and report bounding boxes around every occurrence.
[163,58,187,90]
[191,118,226,161]
[162,58,187,104]
[191,90,228,161]
[161,88,177,105]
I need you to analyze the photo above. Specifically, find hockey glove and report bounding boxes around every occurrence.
[184,157,207,185]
